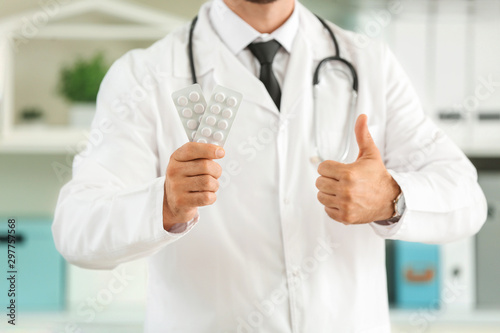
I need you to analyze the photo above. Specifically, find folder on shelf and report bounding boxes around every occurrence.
[393,240,440,309]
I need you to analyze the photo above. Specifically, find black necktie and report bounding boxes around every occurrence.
[248,40,282,110]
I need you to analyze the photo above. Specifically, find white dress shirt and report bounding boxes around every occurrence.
[209,0,299,88]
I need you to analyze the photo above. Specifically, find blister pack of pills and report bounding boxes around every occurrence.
[171,84,208,141]
[193,86,243,147]
[172,84,243,148]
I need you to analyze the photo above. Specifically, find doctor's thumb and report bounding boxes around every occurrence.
[354,114,379,160]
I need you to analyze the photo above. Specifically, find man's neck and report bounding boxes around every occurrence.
[223,0,295,34]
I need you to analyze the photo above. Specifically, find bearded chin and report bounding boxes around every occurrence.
[244,0,278,4]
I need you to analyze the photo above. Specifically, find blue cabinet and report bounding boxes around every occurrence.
[0,217,65,311]
[394,240,440,309]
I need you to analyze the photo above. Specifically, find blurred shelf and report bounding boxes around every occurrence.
[0,126,88,154]
[436,121,500,158]
[464,148,500,159]
[469,157,500,171]
[0,305,145,332]
[390,309,500,325]
[1,307,499,331]
[36,24,172,40]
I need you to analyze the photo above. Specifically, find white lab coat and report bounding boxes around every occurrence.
[52,2,487,332]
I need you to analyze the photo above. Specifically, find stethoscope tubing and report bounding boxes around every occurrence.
[187,13,359,163]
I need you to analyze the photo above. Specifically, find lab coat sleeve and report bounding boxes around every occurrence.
[370,45,488,243]
[52,51,196,269]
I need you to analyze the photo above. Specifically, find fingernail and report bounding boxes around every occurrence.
[216,149,225,158]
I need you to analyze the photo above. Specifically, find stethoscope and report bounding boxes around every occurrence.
[188,14,359,163]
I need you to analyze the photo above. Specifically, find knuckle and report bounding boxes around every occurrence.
[344,202,354,215]
[208,192,217,205]
[212,179,220,192]
[200,159,211,171]
[325,160,336,168]
[214,163,223,179]
[343,188,353,202]
[182,143,195,157]
[318,161,332,175]
[317,162,326,175]
[317,192,325,205]
[343,169,355,182]
[200,175,211,187]
[342,209,355,223]
[315,177,323,190]
[339,210,349,222]
[166,161,177,177]
[199,192,215,205]
[166,167,175,178]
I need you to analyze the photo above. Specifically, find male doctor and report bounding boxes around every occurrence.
[53,0,487,332]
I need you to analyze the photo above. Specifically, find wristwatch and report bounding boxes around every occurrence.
[389,191,406,223]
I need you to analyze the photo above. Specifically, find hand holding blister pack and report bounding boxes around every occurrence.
[172,85,243,148]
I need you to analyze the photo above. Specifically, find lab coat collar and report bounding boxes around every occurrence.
[211,16,314,115]
[171,1,333,113]
[210,0,298,55]
[172,2,217,80]
[297,1,340,61]
[173,2,279,113]
[172,1,336,80]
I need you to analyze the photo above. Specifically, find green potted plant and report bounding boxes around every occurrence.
[58,53,109,128]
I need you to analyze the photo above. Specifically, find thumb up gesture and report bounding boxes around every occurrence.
[315,114,401,224]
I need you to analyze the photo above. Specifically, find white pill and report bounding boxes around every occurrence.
[191,131,197,139]
[194,103,205,114]
[210,104,221,114]
[189,91,200,102]
[177,96,188,106]
[218,120,229,130]
[222,109,233,119]
[197,138,207,143]
[187,119,197,130]
[227,96,238,107]
[206,116,217,126]
[198,115,203,122]
[213,131,224,142]
[215,93,226,103]
[182,108,193,118]
[201,127,212,137]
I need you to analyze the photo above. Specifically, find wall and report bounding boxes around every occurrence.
[0,0,206,215]
[0,0,207,18]
[0,154,68,216]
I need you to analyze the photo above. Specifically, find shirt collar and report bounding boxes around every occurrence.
[209,0,299,55]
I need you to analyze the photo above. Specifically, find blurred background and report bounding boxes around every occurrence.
[0,0,499,332]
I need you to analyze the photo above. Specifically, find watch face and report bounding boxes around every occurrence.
[396,194,406,216]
